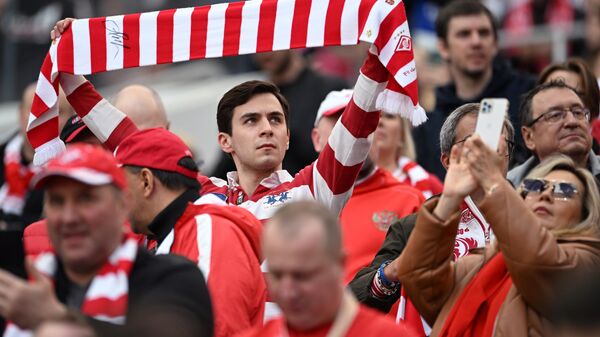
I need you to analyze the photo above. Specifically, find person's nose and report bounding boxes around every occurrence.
[259,117,274,137]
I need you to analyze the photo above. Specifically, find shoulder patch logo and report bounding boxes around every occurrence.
[372,211,399,232]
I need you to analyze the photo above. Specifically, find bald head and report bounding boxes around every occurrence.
[113,85,169,130]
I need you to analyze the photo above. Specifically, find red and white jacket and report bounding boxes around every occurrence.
[155,194,265,337]
[392,156,443,199]
[60,52,388,222]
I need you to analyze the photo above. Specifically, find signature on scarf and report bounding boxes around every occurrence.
[105,19,130,60]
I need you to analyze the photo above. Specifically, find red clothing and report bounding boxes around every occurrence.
[341,168,424,284]
[156,198,266,337]
[393,157,443,199]
[236,305,417,337]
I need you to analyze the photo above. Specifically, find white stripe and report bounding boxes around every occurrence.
[312,166,352,216]
[378,21,409,66]
[109,238,138,264]
[1,195,25,214]
[35,73,58,109]
[264,302,282,322]
[396,293,406,322]
[328,122,370,167]
[35,253,57,276]
[28,103,58,130]
[353,73,387,112]
[340,0,360,45]
[3,323,33,337]
[156,230,175,255]
[49,38,59,81]
[393,59,417,87]
[239,0,261,54]
[359,1,397,43]
[172,7,193,62]
[86,271,128,300]
[82,99,126,143]
[407,165,429,183]
[195,214,213,281]
[306,0,328,47]
[205,3,228,58]
[71,19,91,74]
[139,11,159,66]
[105,15,124,71]
[272,0,295,51]
[60,74,87,96]
[92,315,126,325]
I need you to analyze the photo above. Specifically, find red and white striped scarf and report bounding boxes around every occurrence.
[0,135,36,216]
[3,234,138,337]
[26,0,424,166]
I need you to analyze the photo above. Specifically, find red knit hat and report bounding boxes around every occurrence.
[31,144,126,189]
[114,128,197,179]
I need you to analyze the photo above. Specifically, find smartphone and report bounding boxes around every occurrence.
[475,98,509,151]
[0,231,27,279]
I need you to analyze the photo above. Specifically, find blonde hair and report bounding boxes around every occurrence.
[397,116,416,161]
[518,155,600,237]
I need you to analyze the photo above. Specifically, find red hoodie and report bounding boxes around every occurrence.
[341,168,424,284]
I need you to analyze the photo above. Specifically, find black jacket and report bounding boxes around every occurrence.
[348,213,416,313]
[55,248,214,337]
[413,57,535,180]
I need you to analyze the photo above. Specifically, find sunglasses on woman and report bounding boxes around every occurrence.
[520,178,580,200]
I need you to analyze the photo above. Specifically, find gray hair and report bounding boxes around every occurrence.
[518,155,600,237]
[439,103,515,155]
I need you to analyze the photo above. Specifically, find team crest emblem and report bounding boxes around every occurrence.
[396,35,412,52]
[372,211,399,231]
[263,191,291,207]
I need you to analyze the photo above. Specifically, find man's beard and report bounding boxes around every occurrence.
[461,67,487,80]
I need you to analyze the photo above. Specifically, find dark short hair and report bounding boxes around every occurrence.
[538,58,600,119]
[435,0,498,42]
[519,80,584,127]
[217,80,290,135]
[125,157,200,192]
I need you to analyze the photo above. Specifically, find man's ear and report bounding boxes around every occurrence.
[440,153,450,170]
[140,168,155,198]
[218,132,234,154]
[437,39,450,62]
[311,128,322,152]
[521,126,536,153]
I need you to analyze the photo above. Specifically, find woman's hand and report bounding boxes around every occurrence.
[50,18,75,40]
[462,134,505,193]
[434,144,478,219]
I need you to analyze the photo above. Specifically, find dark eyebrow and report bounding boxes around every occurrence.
[240,112,260,120]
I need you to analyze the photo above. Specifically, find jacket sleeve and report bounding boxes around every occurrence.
[348,213,416,312]
[60,74,139,151]
[479,179,600,318]
[395,198,462,325]
[303,53,387,217]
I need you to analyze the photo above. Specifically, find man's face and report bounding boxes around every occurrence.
[123,169,151,234]
[263,219,343,330]
[44,178,128,274]
[219,93,289,173]
[441,113,510,174]
[439,13,497,79]
[253,50,292,78]
[311,114,340,153]
[522,88,592,162]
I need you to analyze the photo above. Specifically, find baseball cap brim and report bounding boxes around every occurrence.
[31,167,116,189]
[64,125,88,143]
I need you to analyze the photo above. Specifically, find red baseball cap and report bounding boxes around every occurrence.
[114,128,197,179]
[31,144,127,190]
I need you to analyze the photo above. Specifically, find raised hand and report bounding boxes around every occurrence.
[462,134,505,194]
[51,18,75,40]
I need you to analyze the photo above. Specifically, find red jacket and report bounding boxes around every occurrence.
[155,198,265,337]
[341,168,424,284]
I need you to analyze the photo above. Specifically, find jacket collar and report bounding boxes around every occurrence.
[226,170,294,191]
[147,189,199,246]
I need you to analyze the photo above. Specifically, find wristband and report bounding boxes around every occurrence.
[378,260,399,289]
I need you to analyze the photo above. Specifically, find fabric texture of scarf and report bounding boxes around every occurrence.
[3,234,139,337]
[0,135,36,216]
[26,0,425,166]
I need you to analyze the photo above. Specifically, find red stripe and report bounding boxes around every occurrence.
[67,82,103,118]
[223,2,244,57]
[58,28,74,74]
[104,118,138,151]
[341,100,380,138]
[82,296,127,317]
[323,0,344,46]
[190,6,210,60]
[360,52,389,83]
[290,0,311,48]
[170,218,200,264]
[123,14,141,69]
[373,2,408,52]
[357,0,378,36]
[89,18,107,73]
[316,146,362,195]
[256,0,277,52]
[30,95,50,118]
[157,9,176,64]
[28,117,59,148]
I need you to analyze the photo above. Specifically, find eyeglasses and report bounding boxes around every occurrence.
[527,105,590,127]
[452,136,514,157]
[520,178,580,200]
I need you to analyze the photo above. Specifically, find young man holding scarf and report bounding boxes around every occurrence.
[0,144,213,337]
